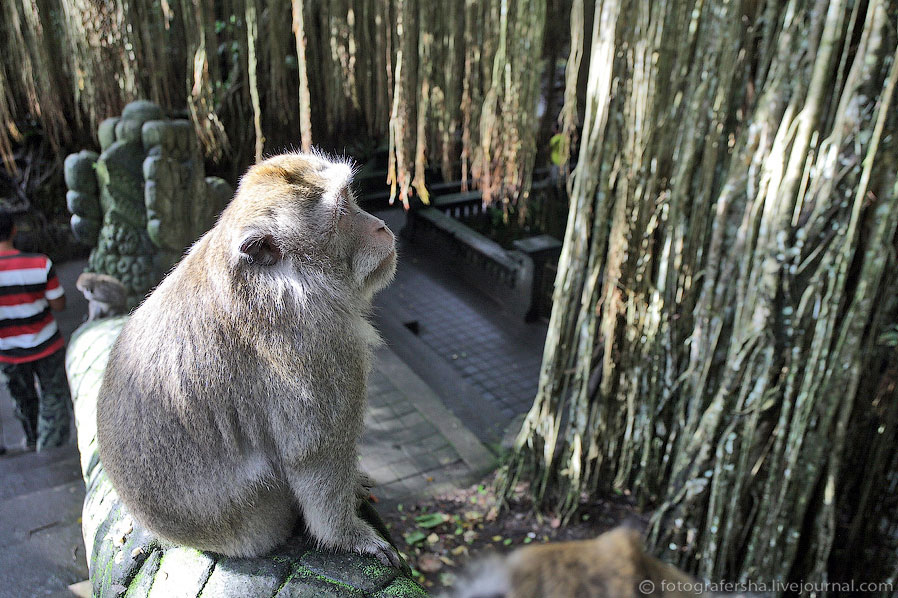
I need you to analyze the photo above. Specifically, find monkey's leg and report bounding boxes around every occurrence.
[288,459,400,567]
[152,480,297,558]
[87,301,100,321]
[210,484,298,558]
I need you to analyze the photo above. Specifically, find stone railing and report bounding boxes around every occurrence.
[405,205,534,318]
[66,318,426,598]
[403,191,562,321]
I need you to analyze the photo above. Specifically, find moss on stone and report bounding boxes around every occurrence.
[371,576,430,598]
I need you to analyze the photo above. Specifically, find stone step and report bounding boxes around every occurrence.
[0,444,82,500]
[0,479,87,598]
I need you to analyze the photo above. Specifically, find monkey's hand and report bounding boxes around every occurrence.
[356,472,375,504]
[289,466,402,568]
[350,527,403,568]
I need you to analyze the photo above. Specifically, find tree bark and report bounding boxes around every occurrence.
[503,0,898,592]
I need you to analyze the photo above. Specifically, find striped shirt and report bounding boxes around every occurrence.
[0,250,65,364]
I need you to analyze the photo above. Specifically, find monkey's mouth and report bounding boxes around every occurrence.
[377,249,397,270]
[367,249,397,281]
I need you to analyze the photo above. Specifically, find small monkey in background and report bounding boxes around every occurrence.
[76,272,127,320]
[444,527,709,598]
[96,152,399,565]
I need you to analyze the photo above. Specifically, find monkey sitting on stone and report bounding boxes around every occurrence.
[76,272,128,320]
[96,152,400,565]
[444,527,712,598]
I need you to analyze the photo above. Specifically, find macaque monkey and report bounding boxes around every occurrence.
[445,527,708,598]
[76,272,127,320]
[96,152,399,565]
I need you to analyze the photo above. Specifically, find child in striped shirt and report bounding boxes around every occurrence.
[0,212,71,452]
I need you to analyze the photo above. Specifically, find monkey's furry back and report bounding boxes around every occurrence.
[95,154,385,555]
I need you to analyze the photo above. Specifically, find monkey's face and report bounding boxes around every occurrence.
[335,191,397,294]
[75,272,92,294]
[226,152,396,298]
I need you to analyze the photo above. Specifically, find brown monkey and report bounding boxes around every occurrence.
[76,272,128,320]
[96,152,399,565]
[444,527,710,598]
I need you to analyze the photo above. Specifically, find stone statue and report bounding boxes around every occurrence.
[64,100,232,308]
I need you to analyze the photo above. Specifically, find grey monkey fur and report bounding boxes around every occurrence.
[96,152,399,565]
[76,272,128,320]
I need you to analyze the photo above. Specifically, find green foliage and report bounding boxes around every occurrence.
[413,514,448,529]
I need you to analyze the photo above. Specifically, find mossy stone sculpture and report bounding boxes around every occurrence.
[65,100,233,308]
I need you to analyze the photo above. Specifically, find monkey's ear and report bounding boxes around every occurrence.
[238,233,282,266]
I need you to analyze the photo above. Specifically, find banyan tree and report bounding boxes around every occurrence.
[5,0,898,594]
[1,0,554,210]
[504,0,898,593]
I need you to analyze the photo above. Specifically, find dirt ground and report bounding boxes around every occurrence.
[379,472,645,593]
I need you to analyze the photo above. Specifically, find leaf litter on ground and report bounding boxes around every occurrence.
[380,471,645,592]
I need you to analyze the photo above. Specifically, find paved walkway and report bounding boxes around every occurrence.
[363,350,494,502]
[373,208,549,445]
[0,253,497,597]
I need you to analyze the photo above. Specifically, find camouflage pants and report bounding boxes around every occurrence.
[0,349,72,451]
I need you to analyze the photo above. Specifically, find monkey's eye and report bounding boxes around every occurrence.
[336,192,361,223]
[335,190,352,218]
[335,198,356,232]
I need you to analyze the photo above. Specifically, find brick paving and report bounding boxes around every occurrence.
[361,348,494,502]
[373,208,549,444]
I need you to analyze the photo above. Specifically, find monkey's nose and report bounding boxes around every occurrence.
[374,220,393,240]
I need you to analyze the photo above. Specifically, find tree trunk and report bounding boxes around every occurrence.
[503,0,898,592]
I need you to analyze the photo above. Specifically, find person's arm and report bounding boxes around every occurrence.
[49,295,66,311]
[44,260,66,311]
